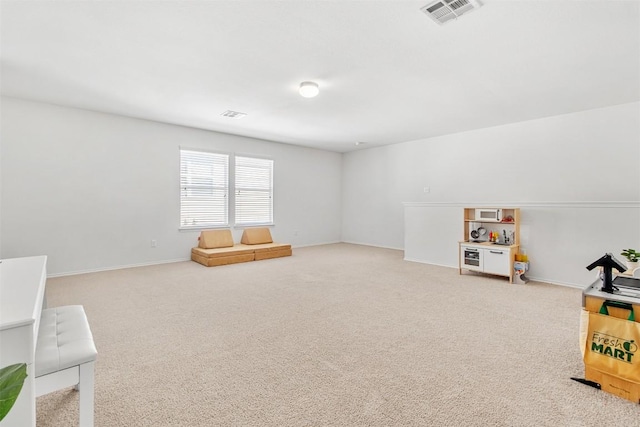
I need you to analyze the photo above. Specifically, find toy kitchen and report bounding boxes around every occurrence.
[458,207,524,283]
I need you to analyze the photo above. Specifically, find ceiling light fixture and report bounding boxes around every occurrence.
[299,81,319,98]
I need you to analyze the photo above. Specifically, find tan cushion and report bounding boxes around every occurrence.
[191,252,254,267]
[246,243,291,253]
[254,248,292,261]
[191,246,254,258]
[207,254,255,266]
[198,229,234,249]
[240,227,273,245]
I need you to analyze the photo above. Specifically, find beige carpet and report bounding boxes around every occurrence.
[37,243,638,426]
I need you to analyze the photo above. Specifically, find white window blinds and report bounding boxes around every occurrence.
[180,149,229,228]
[234,156,273,225]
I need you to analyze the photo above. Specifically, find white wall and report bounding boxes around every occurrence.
[3,97,638,283]
[404,202,640,287]
[343,102,640,285]
[0,97,342,275]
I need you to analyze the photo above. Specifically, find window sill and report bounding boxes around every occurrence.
[179,223,275,232]
[233,223,275,229]
[179,225,230,232]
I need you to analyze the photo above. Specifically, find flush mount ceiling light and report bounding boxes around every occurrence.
[299,81,319,98]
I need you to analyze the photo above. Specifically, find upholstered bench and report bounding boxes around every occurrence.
[191,245,256,267]
[35,305,97,427]
[191,228,291,267]
[240,227,292,260]
[191,229,255,267]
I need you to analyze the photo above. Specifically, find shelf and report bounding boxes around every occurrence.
[464,219,516,223]
[460,241,518,248]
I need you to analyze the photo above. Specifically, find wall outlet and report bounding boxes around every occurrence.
[423,186,430,193]
[151,239,157,248]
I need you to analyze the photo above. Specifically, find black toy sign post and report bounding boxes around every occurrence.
[586,253,628,293]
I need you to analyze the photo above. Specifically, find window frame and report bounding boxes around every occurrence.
[178,148,274,231]
[233,154,274,227]
[179,147,230,230]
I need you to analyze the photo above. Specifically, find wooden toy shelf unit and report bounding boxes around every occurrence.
[459,207,521,283]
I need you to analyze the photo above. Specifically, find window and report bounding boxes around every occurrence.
[234,156,273,226]
[179,149,273,229]
[180,149,229,228]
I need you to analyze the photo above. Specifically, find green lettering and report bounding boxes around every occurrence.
[614,349,625,360]
[604,347,613,357]
[626,352,634,363]
[592,343,604,353]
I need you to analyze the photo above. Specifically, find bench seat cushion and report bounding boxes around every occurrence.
[191,253,255,266]
[35,306,97,377]
[245,243,292,253]
[246,243,292,260]
[191,246,255,258]
[191,246,255,267]
[198,229,234,249]
[240,227,274,245]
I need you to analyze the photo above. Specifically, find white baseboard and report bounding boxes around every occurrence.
[403,258,586,289]
[403,257,457,269]
[525,275,585,289]
[47,258,190,278]
[48,242,342,278]
[46,245,592,290]
[292,240,342,249]
[341,240,403,251]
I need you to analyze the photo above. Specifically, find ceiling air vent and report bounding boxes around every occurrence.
[220,110,247,119]
[420,0,482,25]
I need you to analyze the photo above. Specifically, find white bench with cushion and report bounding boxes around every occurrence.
[35,305,97,427]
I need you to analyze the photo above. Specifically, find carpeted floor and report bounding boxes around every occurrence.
[37,243,638,426]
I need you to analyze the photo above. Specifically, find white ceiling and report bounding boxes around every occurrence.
[1,0,639,152]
